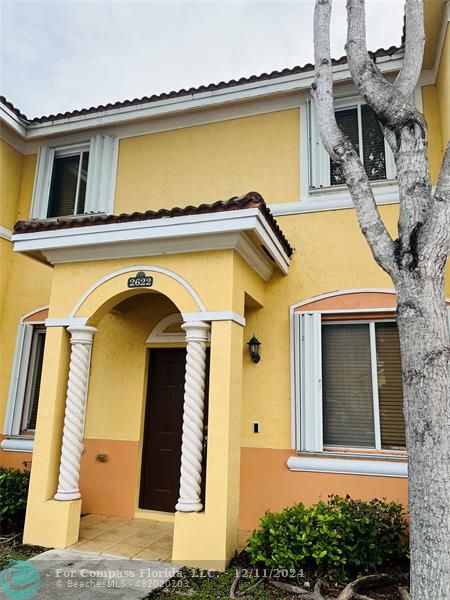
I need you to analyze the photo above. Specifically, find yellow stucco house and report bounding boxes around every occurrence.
[0,0,449,571]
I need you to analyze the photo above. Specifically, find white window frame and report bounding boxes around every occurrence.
[1,314,47,453]
[20,327,46,433]
[289,304,450,476]
[308,95,396,190]
[30,134,118,220]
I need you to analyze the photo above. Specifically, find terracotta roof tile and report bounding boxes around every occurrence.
[0,46,401,125]
[13,192,294,257]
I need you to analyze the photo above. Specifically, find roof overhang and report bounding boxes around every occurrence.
[12,208,291,281]
[1,52,404,141]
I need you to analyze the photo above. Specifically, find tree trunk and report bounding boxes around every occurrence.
[395,273,450,600]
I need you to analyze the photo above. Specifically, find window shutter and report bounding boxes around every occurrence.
[296,312,323,452]
[3,323,33,435]
[85,135,117,214]
[30,146,55,218]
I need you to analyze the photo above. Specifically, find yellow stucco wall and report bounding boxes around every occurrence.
[0,139,23,230]
[114,109,300,211]
[436,24,449,149]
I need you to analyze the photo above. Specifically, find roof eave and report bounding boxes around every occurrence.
[1,51,404,141]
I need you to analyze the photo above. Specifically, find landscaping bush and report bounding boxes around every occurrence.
[245,495,408,581]
[0,467,30,533]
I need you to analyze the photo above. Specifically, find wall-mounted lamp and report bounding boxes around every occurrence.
[247,335,261,364]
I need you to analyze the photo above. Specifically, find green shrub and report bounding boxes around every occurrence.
[0,467,30,533]
[245,495,408,580]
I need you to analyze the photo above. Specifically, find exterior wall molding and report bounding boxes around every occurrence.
[147,313,185,344]
[287,455,408,478]
[0,437,34,452]
[54,325,97,501]
[0,225,12,241]
[69,265,208,317]
[12,209,289,278]
[182,311,246,327]
[176,321,210,512]
[45,317,88,327]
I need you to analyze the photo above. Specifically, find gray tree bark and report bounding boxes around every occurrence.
[312,1,450,599]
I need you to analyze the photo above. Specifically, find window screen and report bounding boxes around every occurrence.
[361,105,387,181]
[47,152,89,218]
[322,323,375,447]
[375,323,405,449]
[330,108,359,186]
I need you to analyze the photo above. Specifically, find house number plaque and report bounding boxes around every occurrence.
[128,271,153,288]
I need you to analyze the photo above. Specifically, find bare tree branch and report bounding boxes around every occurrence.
[420,142,450,263]
[394,0,425,97]
[312,0,399,279]
[345,0,424,133]
[346,0,432,268]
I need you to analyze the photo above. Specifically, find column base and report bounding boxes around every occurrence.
[54,490,81,501]
[23,499,82,548]
[175,500,203,512]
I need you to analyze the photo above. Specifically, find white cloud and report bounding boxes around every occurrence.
[0,0,404,118]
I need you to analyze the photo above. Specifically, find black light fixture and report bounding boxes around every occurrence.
[247,335,261,363]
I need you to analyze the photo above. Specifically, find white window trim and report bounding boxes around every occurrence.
[30,135,118,220]
[1,309,48,453]
[306,95,396,200]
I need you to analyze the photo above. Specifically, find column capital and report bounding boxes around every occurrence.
[67,325,97,345]
[181,320,210,342]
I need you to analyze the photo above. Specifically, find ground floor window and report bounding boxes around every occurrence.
[322,321,405,451]
[3,322,46,442]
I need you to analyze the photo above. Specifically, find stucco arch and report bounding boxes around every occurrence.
[70,265,207,325]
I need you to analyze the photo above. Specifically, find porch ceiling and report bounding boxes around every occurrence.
[12,192,292,281]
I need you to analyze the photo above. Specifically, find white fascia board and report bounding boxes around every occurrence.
[287,455,408,478]
[12,208,288,278]
[0,104,28,138]
[17,56,404,140]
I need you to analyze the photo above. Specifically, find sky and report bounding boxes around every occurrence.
[0,0,405,119]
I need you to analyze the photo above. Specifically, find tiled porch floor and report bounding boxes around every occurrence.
[70,515,174,561]
[70,514,252,562]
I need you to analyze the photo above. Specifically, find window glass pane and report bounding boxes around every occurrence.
[361,105,387,181]
[330,108,359,186]
[76,152,89,214]
[47,154,80,217]
[375,323,405,449]
[322,323,375,447]
[24,330,46,430]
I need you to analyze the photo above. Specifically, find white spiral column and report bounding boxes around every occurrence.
[54,326,96,501]
[176,321,210,512]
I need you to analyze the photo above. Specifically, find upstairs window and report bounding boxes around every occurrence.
[308,97,396,190]
[331,105,387,185]
[30,135,118,220]
[47,150,90,218]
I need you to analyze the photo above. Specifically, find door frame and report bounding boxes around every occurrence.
[135,340,210,518]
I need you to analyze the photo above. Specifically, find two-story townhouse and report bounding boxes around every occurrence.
[0,0,449,570]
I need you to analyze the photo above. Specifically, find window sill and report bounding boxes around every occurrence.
[287,453,408,478]
[302,179,399,213]
[1,437,34,453]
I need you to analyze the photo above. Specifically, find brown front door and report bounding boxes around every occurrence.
[139,349,186,512]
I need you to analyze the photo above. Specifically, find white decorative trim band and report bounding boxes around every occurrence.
[287,455,408,478]
[45,317,88,327]
[1,437,34,452]
[0,225,12,242]
[182,311,246,327]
